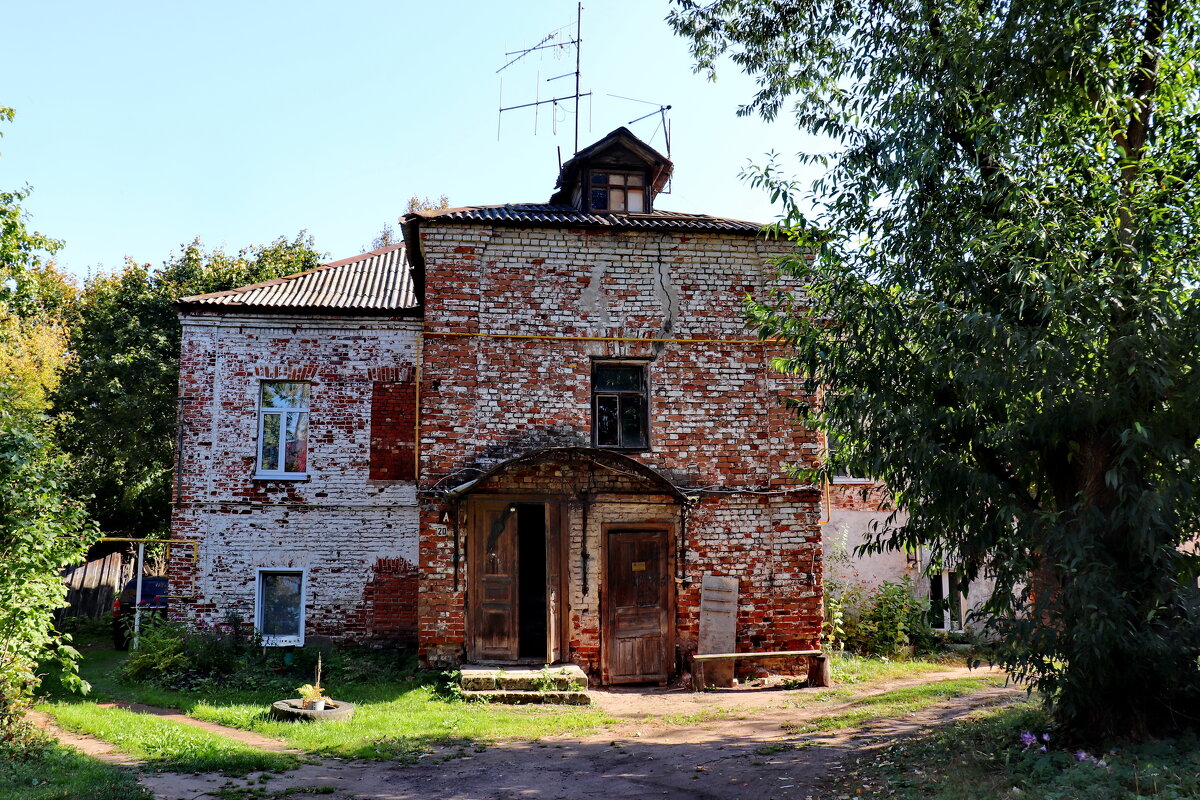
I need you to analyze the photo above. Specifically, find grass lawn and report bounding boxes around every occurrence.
[45,645,610,763]
[0,739,153,800]
[786,675,1010,734]
[822,701,1200,799]
[42,703,299,774]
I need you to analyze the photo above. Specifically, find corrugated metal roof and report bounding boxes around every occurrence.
[414,203,764,233]
[178,243,418,313]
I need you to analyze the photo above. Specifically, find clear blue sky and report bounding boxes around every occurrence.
[5,1,824,279]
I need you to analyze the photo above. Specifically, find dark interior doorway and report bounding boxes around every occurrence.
[517,504,547,660]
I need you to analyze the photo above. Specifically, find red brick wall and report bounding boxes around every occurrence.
[369,367,416,481]
[414,223,826,676]
[169,313,421,643]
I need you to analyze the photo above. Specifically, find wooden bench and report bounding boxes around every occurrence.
[691,649,828,690]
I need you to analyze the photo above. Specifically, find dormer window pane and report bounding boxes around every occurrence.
[588,170,648,213]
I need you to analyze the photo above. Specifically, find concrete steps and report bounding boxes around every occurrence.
[459,664,591,705]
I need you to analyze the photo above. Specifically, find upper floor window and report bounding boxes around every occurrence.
[589,170,646,213]
[257,381,309,477]
[593,363,649,450]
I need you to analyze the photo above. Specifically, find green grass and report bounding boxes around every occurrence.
[827,652,963,685]
[41,703,299,774]
[823,702,1200,799]
[0,740,153,800]
[785,675,1009,734]
[48,645,610,763]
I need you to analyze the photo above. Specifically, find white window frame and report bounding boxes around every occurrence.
[826,432,874,484]
[254,381,310,479]
[254,567,307,647]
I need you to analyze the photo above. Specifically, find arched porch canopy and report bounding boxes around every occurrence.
[440,446,689,503]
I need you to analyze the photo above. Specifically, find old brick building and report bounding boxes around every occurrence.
[170,128,824,683]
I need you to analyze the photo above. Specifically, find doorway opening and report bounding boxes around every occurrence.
[517,503,547,660]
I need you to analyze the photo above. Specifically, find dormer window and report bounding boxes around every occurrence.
[589,170,646,213]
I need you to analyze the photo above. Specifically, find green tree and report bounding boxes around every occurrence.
[669,0,1200,740]
[54,236,322,540]
[0,107,95,746]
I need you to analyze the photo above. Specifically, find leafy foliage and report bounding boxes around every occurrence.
[53,236,323,539]
[0,107,97,750]
[826,576,936,657]
[670,0,1200,740]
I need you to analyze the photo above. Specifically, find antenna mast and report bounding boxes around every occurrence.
[497,2,590,155]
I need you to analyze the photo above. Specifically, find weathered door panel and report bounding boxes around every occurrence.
[469,502,519,662]
[604,529,671,683]
[545,504,564,664]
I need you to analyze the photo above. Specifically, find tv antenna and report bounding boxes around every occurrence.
[607,94,672,157]
[497,2,591,155]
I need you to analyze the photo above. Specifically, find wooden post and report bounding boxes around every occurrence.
[807,654,831,688]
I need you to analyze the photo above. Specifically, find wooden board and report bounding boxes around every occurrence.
[697,574,738,688]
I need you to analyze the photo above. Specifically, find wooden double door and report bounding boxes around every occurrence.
[468,500,565,663]
[467,500,674,683]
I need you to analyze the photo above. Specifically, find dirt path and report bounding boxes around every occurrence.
[43,667,1024,800]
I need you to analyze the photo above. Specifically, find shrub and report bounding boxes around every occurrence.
[120,613,259,687]
[828,577,936,657]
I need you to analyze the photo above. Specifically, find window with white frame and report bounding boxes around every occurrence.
[256,569,305,646]
[256,381,309,477]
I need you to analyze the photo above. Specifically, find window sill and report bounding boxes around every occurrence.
[261,636,304,647]
[830,476,875,485]
[252,473,310,482]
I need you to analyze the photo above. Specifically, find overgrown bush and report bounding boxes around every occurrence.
[121,613,258,687]
[826,576,936,657]
[119,614,417,695]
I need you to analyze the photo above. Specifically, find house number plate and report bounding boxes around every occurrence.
[631,561,647,572]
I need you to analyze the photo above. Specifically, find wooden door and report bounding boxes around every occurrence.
[469,501,519,662]
[604,529,671,683]
[545,504,564,664]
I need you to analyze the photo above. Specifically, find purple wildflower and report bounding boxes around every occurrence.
[1041,733,1050,742]
[1019,732,1037,749]
[1076,751,1093,762]
[1039,746,1047,753]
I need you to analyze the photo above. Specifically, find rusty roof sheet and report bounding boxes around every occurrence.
[413,203,764,233]
[177,243,418,314]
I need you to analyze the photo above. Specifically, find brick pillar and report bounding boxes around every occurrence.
[417,502,466,666]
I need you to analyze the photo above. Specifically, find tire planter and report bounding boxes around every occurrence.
[270,699,356,722]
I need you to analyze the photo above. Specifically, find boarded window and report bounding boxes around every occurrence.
[370,378,416,480]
